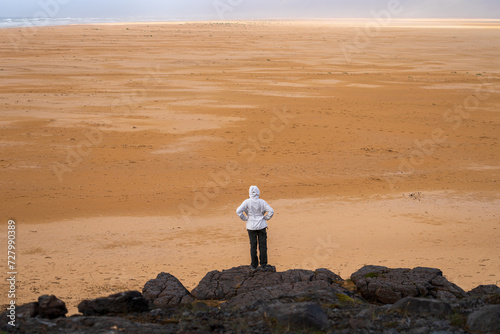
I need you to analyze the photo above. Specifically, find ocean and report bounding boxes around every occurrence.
[0,17,198,29]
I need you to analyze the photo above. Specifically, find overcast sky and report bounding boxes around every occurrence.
[1,0,499,20]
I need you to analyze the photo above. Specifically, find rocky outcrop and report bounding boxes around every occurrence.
[2,265,498,334]
[142,272,195,307]
[192,265,352,309]
[390,297,452,317]
[11,315,172,333]
[467,305,500,333]
[191,265,278,300]
[2,295,67,322]
[350,265,468,304]
[77,291,149,316]
[14,302,39,319]
[37,295,68,319]
[468,284,500,297]
[224,278,359,309]
[261,301,329,331]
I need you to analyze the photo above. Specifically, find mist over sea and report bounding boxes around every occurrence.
[0,16,207,29]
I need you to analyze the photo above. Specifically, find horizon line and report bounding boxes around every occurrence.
[2,17,500,30]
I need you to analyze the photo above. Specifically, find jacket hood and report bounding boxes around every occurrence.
[249,185,260,199]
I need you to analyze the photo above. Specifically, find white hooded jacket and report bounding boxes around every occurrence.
[236,186,274,230]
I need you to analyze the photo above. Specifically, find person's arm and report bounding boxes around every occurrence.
[236,201,248,221]
[263,200,274,220]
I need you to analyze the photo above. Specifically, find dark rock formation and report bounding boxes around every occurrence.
[262,301,329,331]
[3,295,67,321]
[467,305,500,333]
[15,302,39,319]
[224,279,359,310]
[191,265,349,307]
[13,315,173,333]
[38,295,68,319]
[0,296,67,333]
[2,265,498,334]
[77,291,149,316]
[142,272,195,307]
[191,265,275,300]
[391,297,452,317]
[192,265,353,309]
[350,265,467,304]
[468,284,500,297]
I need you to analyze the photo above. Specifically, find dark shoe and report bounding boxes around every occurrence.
[250,265,258,271]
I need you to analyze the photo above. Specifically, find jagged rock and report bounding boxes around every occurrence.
[468,284,500,297]
[431,274,469,301]
[142,272,195,307]
[191,265,268,300]
[38,294,68,319]
[4,265,493,334]
[234,268,341,297]
[29,315,174,333]
[466,305,500,333]
[77,290,149,316]
[16,302,39,318]
[0,297,63,330]
[314,267,344,284]
[192,266,353,309]
[263,302,329,331]
[192,301,213,316]
[223,279,359,309]
[391,297,452,317]
[191,265,342,301]
[350,265,467,304]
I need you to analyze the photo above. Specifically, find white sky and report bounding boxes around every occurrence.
[0,0,499,19]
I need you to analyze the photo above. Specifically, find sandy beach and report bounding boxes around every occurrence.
[1,20,499,315]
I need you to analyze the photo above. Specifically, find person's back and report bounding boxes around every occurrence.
[236,186,274,270]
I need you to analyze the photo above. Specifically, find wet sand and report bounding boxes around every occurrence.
[0,20,499,314]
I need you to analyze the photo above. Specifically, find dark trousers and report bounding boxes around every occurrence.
[247,228,267,267]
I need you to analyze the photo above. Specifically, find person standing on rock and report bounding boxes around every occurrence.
[236,185,274,271]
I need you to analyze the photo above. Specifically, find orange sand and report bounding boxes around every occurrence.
[0,20,499,315]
